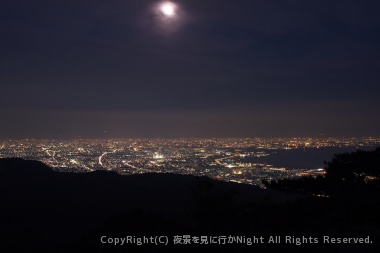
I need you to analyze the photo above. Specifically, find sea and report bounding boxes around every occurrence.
[245,146,379,170]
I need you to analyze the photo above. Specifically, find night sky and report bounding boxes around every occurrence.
[1,0,380,138]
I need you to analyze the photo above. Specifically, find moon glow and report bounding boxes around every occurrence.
[147,1,185,34]
[160,2,176,17]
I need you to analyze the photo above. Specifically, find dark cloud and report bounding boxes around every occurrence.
[0,0,379,138]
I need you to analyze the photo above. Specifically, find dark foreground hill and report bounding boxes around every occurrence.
[0,158,379,253]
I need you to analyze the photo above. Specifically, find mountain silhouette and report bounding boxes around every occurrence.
[0,158,379,253]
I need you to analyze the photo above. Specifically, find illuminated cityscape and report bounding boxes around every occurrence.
[1,137,379,187]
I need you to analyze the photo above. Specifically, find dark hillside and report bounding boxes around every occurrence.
[0,158,379,253]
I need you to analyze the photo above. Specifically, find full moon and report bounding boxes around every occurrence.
[160,2,176,17]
